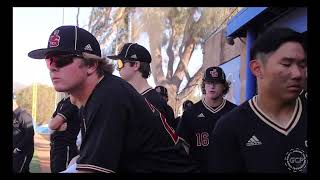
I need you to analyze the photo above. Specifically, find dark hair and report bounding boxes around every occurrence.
[81,52,114,77]
[250,28,305,62]
[201,80,230,96]
[128,61,151,78]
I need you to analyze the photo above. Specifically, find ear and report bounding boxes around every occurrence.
[250,60,263,79]
[87,62,98,76]
[133,61,140,71]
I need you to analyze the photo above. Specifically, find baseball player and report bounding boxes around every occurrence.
[154,85,176,128]
[176,66,237,172]
[49,96,80,173]
[207,28,307,173]
[28,25,198,173]
[13,94,34,173]
[108,43,175,129]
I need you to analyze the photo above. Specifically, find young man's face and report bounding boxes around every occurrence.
[204,81,225,100]
[46,55,88,93]
[260,41,307,101]
[118,60,137,82]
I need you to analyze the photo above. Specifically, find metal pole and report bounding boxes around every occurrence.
[62,8,64,25]
[32,82,38,127]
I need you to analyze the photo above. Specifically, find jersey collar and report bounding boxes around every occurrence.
[202,98,226,114]
[249,95,302,136]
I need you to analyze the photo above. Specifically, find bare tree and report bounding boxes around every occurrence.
[88,7,239,115]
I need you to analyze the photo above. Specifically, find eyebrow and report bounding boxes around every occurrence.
[281,57,307,62]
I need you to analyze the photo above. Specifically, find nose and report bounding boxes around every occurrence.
[47,62,59,72]
[46,59,58,72]
[291,64,304,80]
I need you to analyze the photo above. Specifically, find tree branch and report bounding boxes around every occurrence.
[171,39,196,92]
[166,17,175,80]
[177,67,203,99]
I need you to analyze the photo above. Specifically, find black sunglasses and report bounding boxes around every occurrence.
[45,54,82,68]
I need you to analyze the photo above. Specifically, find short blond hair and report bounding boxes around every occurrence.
[81,52,114,76]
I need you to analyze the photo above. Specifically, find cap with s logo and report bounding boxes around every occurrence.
[203,66,226,83]
[28,25,101,59]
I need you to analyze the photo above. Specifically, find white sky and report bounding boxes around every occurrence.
[13,7,93,87]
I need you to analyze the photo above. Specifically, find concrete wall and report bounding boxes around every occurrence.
[203,28,247,103]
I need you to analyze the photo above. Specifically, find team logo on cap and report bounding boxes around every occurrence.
[49,30,61,48]
[84,44,93,51]
[210,69,219,78]
[131,54,137,59]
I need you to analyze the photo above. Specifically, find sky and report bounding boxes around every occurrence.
[13,7,203,90]
[13,7,93,87]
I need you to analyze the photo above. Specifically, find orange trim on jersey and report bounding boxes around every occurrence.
[144,98,179,144]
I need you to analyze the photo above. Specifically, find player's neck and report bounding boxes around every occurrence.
[70,74,103,108]
[129,77,151,94]
[204,96,223,108]
[256,94,297,126]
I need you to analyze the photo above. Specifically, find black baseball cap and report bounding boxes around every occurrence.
[155,86,168,97]
[28,25,101,59]
[203,66,226,83]
[107,43,152,63]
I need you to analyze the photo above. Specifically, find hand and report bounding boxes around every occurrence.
[57,122,67,131]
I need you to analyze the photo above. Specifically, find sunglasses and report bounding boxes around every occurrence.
[45,54,82,68]
[117,60,134,71]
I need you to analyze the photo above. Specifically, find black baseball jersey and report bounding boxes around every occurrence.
[167,105,176,129]
[141,88,175,129]
[13,107,35,173]
[50,97,80,172]
[176,98,237,172]
[13,107,34,153]
[50,98,81,147]
[299,89,307,100]
[76,73,198,173]
[208,96,307,173]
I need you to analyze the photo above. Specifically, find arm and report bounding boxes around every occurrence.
[176,111,192,145]
[207,116,244,172]
[48,114,66,130]
[49,97,78,130]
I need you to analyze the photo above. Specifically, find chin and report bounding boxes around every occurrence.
[53,85,68,92]
[283,93,300,102]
